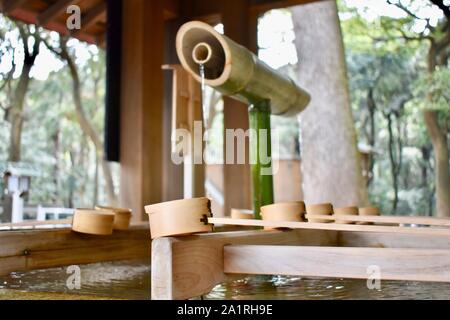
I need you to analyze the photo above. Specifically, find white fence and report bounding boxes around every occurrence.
[0,204,74,222]
[36,205,74,221]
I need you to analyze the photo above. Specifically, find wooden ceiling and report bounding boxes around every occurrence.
[0,0,322,46]
[1,0,108,45]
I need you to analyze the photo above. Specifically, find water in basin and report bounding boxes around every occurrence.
[1,259,450,300]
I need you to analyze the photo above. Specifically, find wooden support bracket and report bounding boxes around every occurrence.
[151,228,450,300]
[151,229,337,300]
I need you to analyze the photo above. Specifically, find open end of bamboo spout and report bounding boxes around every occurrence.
[192,42,212,65]
[176,21,229,84]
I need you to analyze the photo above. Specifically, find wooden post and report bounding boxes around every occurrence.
[120,0,165,221]
[221,1,252,216]
[162,19,185,202]
[163,65,205,198]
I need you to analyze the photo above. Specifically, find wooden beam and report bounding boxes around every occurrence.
[249,0,326,14]
[6,7,98,44]
[1,0,28,14]
[221,1,252,217]
[37,0,81,27]
[0,225,150,276]
[96,32,105,48]
[181,0,324,20]
[224,245,450,283]
[161,18,184,202]
[180,0,221,18]
[151,229,337,299]
[71,1,106,36]
[120,0,165,221]
[162,65,205,198]
[163,0,180,20]
[338,231,450,249]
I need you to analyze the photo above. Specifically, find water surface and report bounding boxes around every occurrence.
[1,260,449,300]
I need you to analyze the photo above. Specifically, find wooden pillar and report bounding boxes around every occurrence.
[120,0,164,221]
[162,18,185,201]
[221,1,253,216]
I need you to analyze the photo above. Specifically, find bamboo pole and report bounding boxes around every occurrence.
[249,100,274,219]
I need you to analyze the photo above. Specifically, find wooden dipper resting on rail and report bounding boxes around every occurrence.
[95,206,132,230]
[145,198,450,240]
[72,209,115,236]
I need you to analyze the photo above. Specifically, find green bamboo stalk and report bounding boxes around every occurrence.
[249,100,274,220]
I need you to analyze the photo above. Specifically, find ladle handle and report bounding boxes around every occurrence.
[303,214,450,227]
[207,217,450,237]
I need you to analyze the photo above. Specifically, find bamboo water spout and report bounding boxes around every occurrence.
[176,21,311,116]
[176,21,311,216]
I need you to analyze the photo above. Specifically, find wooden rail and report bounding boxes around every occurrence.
[209,217,450,236]
[0,224,151,277]
[303,214,450,227]
[224,245,450,282]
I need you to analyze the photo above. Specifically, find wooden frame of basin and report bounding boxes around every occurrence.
[0,223,150,277]
[151,229,450,300]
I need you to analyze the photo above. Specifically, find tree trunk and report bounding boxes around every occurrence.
[8,64,32,162]
[67,151,76,208]
[424,110,450,217]
[52,125,60,203]
[420,145,434,216]
[385,113,399,213]
[7,24,41,162]
[93,154,99,207]
[366,87,376,186]
[291,0,369,207]
[424,23,450,217]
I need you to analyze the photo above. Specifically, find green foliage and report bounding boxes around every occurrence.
[414,67,450,112]
[340,0,450,215]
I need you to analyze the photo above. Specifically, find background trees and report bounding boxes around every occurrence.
[340,0,449,216]
[0,0,448,217]
[0,18,117,210]
[0,20,41,162]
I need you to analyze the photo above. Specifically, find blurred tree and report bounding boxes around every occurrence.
[0,21,41,162]
[44,36,118,206]
[291,0,369,207]
[338,0,449,216]
[383,0,450,216]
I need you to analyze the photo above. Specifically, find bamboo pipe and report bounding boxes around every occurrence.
[192,43,211,64]
[176,21,311,116]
